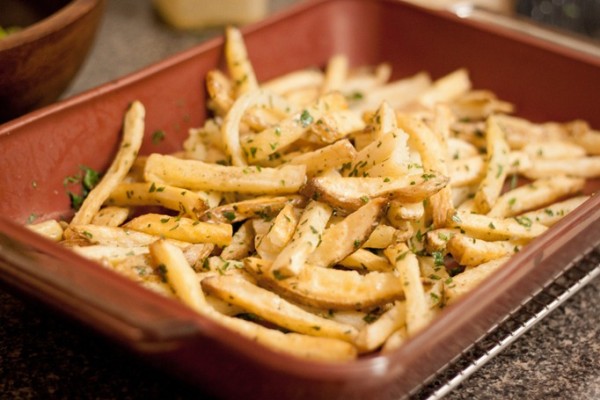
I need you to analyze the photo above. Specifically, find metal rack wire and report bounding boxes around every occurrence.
[409,245,600,400]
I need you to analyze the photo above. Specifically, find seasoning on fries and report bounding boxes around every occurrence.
[27,26,599,362]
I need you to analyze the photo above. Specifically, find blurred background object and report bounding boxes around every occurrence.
[153,0,269,29]
[516,0,600,40]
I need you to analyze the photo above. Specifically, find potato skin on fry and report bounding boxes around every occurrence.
[244,257,404,311]
[301,173,448,211]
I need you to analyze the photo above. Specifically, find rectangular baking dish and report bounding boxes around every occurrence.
[1,0,599,399]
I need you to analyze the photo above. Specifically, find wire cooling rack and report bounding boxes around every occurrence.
[409,245,600,400]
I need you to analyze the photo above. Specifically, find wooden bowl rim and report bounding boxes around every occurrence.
[0,0,103,51]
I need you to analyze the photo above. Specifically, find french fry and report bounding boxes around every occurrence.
[145,153,306,195]
[450,90,514,121]
[68,224,189,248]
[225,26,259,97]
[261,68,324,95]
[385,243,432,335]
[472,115,510,214]
[523,156,600,179]
[27,219,64,242]
[355,301,405,353]
[255,204,300,261]
[124,213,232,246]
[206,69,234,115]
[220,221,255,261]
[418,68,471,109]
[202,308,358,361]
[448,155,486,187]
[69,101,145,227]
[339,249,393,272]
[106,182,208,219]
[519,195,589,227]
[202,195,305,223]
[270,200,332,277]
[386,201,425,224]
[522,140,586,160]
[447,137,480,160]
[487,176,585,218]
[244,257,404,311]
[308,109,366,144]
[72,244,149,262]
[398,114,453,227]
[286,139,357,177]
[447,210,548,242]
[302,173,448,211]
[447,233,520,267]
[91,206,130,227]
[201,274,358,342]
[357,71,431,112]
[222,90,294,166]
[306,199,385,267]
[362,224,397,249]
[445,256,510,305]
[241,92,346,163]
[321,54,349,94]
[149,240,207,312]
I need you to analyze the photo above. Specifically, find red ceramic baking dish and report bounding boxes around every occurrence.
[0,0,599,399]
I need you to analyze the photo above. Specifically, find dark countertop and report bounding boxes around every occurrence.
[1,1,599,399]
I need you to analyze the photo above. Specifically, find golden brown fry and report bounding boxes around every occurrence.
[321,54,349,94]
[447,233,520,267]
[307,199,385,267]
[222,90,293,166]
[345,129,410,178]
[302,172,448,211]
[225,26,259,97]
[473,116,510,214]
[106,182,208,219]
[447,209,548,242]
[70,101,145,227]
[145,153,306,194]
[261,68,324,95]
[244,257,404,311]
[362,224,397,249]
[523,156,600,179]
[419,68,471,108]
[487,176,585,218]
[91,206,130,227]
[286,139,357,177]
[398,114,453,227]
[355,301,405,353]
[202,307,358,361]
[68,224,189,248]
[149,240,207,312]
[339,249,393,272]
[241,92,347,163]
[220,220,255,261]
[384,243,432,335]
[27,219,64,242]
[270,200,332,277]
[445,256,510,305]
[206,69,234,115]
[519,195,589,227]
[202,195,305,223]
[124,213,232,246]
[358,71,431,112]
[201,274,358,342]
[522,140,586,160]
[255,204,300,261]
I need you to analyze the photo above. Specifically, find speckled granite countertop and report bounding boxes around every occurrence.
[1,1,599,398]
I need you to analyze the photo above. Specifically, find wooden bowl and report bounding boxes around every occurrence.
[0,0,105,123]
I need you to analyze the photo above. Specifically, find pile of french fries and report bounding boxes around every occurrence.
[28,27,600,362]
